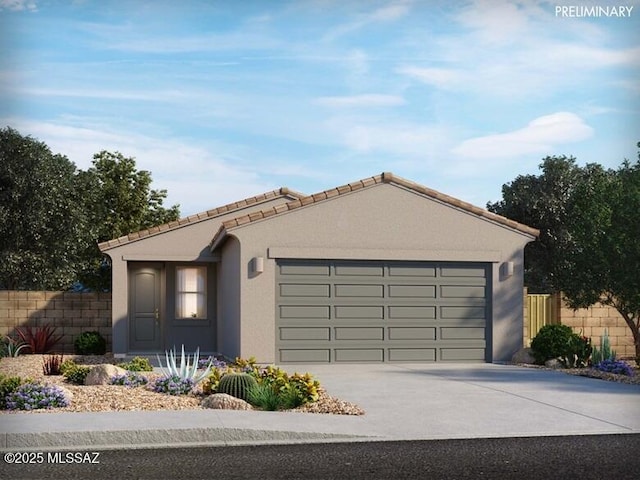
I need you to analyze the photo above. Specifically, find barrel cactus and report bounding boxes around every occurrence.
[216,373,257,401]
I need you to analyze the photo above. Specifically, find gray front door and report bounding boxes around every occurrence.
[276,259,490,363]
[129,264,162,351]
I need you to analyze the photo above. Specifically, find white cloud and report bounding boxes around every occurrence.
[322,0,412,41]
[0,0,36,11]
[452,112,594,159]
[396,66,462,89]
[314,94,405,108]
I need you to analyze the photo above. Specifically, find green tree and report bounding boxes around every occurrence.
[0,127,91,289]
[78,151,180,290]
[489,146,640,361]
[561,155,640,362]
[487,156,581,293]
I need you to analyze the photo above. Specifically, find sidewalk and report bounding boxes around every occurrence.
[2,363,639,451]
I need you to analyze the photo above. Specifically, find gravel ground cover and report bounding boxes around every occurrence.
[0,355,365,415]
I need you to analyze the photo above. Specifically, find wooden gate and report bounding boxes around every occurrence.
[525,294,559,345]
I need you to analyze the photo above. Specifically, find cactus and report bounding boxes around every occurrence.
[216,373,257,401]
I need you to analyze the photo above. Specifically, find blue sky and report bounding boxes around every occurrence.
[1,0,638,216]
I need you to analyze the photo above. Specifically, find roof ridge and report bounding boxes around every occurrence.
[99,187,303,251]
[209,172,539,249]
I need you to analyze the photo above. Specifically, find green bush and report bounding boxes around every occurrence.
[247,383,282,411]
[591,329,616,365]
[61,360,90,385]
[531,324,575,365]
[560,334,592,368]
[74,331,106,355]
[117,356,154,372]
[0,374,24,409]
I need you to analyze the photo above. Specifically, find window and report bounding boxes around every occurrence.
[176,266,206,319]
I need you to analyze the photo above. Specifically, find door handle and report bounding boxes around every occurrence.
[154,308,159,321]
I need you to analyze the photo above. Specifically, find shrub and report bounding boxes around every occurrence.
[5,383,69,410]
[152,375,194,395]
[43,354,64,375]
[217,373,258,402]
[74,331,107,355]
[15,325,63,354]
[61,361,90,385]
[0,374,24,409]
[559,334,592,368]
[117,356,154,372]
[591,329,617,365]
[110,372,149,388]
[530,324,575,365]
[593,359,634,376]
[247,383,282,411]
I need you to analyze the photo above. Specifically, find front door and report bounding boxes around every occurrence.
[129,264,163,351]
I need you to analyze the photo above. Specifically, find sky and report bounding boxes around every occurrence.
[1,0,638,217]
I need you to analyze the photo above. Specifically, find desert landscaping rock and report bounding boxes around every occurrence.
[201,393,253,410]
[84,364,129,385]
[511,347,535,364]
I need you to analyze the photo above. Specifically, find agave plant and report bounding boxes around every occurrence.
[156,345,214,384]
[2,336,29,357]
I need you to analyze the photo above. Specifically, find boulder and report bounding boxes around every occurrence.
[201,393,253,410]
[545,358,562,369]
[57,386,74,403]
[511,347,536,364]
[84,364,128,385]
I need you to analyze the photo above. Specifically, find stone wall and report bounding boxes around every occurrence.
[0,291,111,354]
[560,300,635,359]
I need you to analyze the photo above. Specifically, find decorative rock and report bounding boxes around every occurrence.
[57,385,74,403]
[84,364,129,385]
[511,347,536,364]
[201,393,253,410]
[545,358,562,369]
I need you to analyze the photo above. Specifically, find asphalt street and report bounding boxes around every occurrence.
[3,434,639,480]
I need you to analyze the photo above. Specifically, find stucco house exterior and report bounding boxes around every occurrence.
[99,172,539,364]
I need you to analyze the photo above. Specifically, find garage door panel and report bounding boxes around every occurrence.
[389,285,436,298]
[279,327,330,341]
[279,305,330,319]
[389,348,436,361]
[335,349,384,362]
[440,348,486,361]
[440,306,486,319]
[441,267,485,277]
[280,284,330,297]
[335,327,384,340]
[440,327,485,339]
[440,285,485,298]
[388,266,436,277]
[388,327,436,340]
[335,305,384,319]
[280,349,330,362]
[335,284,384,297]
[388,306,436,319]
[335,265,383,276]
[280,264,330,276]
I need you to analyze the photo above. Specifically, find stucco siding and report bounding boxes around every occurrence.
[227,184,532,363]
[217,236,242,359]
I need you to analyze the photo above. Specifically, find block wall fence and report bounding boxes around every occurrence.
[0,291,111,354]
[0,290,635,358]
[523,290,636,358]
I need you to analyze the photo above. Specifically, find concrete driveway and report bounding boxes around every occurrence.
[2,363,639,450]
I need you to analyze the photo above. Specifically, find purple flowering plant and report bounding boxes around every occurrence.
[152,375,194,395]
[198,356,227,370]
[5,383,69,410]
[110,372,149,388]
[594,359,635,376]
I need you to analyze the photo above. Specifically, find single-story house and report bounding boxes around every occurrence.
[99,172,539,364]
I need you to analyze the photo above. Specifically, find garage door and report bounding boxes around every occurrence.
[276,260,490,363]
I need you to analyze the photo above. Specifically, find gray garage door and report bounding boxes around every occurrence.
[276,260,490,363]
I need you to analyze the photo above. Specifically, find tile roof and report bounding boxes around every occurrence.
[209,172,539,249]
[98,187,304,251]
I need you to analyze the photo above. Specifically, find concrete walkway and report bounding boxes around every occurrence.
[1,363,639,451]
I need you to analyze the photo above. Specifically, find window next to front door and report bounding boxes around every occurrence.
[176,266,207,319]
